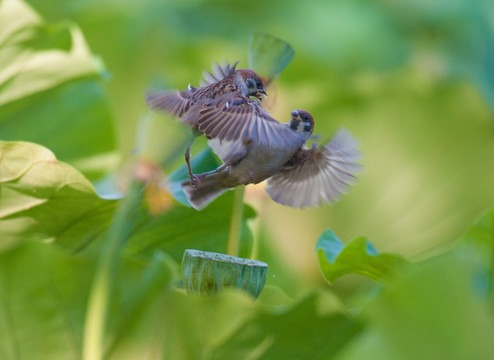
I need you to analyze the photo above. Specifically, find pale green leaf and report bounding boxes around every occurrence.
[0,0,118,179]
[0,240,176,360]
[316,229,408,284]
[248,32,294,80]
[0,141,116,252]
[459,206,494,248]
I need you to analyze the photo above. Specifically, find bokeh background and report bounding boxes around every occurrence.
[13,0,494,296]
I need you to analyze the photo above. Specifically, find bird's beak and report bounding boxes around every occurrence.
[256,89,268,102]
[291,110,300,120]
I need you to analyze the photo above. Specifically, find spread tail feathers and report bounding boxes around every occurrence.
[181,174,231,210]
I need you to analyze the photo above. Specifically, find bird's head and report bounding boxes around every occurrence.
[236,69,267,101]
[289,110,314,136]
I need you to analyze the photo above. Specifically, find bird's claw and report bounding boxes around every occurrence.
[190,174,200,188]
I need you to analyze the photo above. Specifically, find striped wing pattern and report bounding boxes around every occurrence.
[196,95,302,149]
[145,87,200,118]
[146,61,240,118]
[265,128,361,208]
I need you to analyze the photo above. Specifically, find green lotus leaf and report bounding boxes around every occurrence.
[316,229,408,284]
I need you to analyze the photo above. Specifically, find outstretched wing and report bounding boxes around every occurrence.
[200,61,239,86]
[146,61,239,117]
[265,128,362,208]
[146,86,200,118]
[196,95,304,149]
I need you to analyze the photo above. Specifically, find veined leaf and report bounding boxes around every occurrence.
[0,141,116,252]
[316,229,408,284]
[0,0,118,179]
[0,1,96,105]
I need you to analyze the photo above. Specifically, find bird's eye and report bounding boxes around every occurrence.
[304,116,309,121]
[256,80,262,88]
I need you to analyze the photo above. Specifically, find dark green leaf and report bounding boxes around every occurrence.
[126,193,256,262]
[342,251,494,360]
[212,290,362,360]
[158,287,362,360]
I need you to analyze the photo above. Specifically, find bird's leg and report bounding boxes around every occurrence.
[182,166,228,189]
[184,142,199,188]
[186,148,248,187]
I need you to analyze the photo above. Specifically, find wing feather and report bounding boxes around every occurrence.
[265,128,362,208]
[197,95,302,149]
[145,82,211,119]
[198,95,305,163]
[200,61,239,86]
[146,88,197,118]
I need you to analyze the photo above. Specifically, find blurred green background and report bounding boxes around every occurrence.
[16,0,494,294]
[2,0,494,358]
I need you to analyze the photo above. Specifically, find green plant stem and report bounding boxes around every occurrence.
[250,199,267,260]
[82,180,143,360]
[490,225,494,298]
[227,186,245,257]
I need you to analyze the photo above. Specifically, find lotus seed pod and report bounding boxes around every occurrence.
[181,249,268,298]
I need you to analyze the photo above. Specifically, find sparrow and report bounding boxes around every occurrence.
[146,62,267,185]
[179,95,361,210]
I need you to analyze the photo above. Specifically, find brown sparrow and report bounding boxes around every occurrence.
[179,96,361,210]
[146,62,267,185]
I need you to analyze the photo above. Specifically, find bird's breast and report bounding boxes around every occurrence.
[230,143,300,184]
